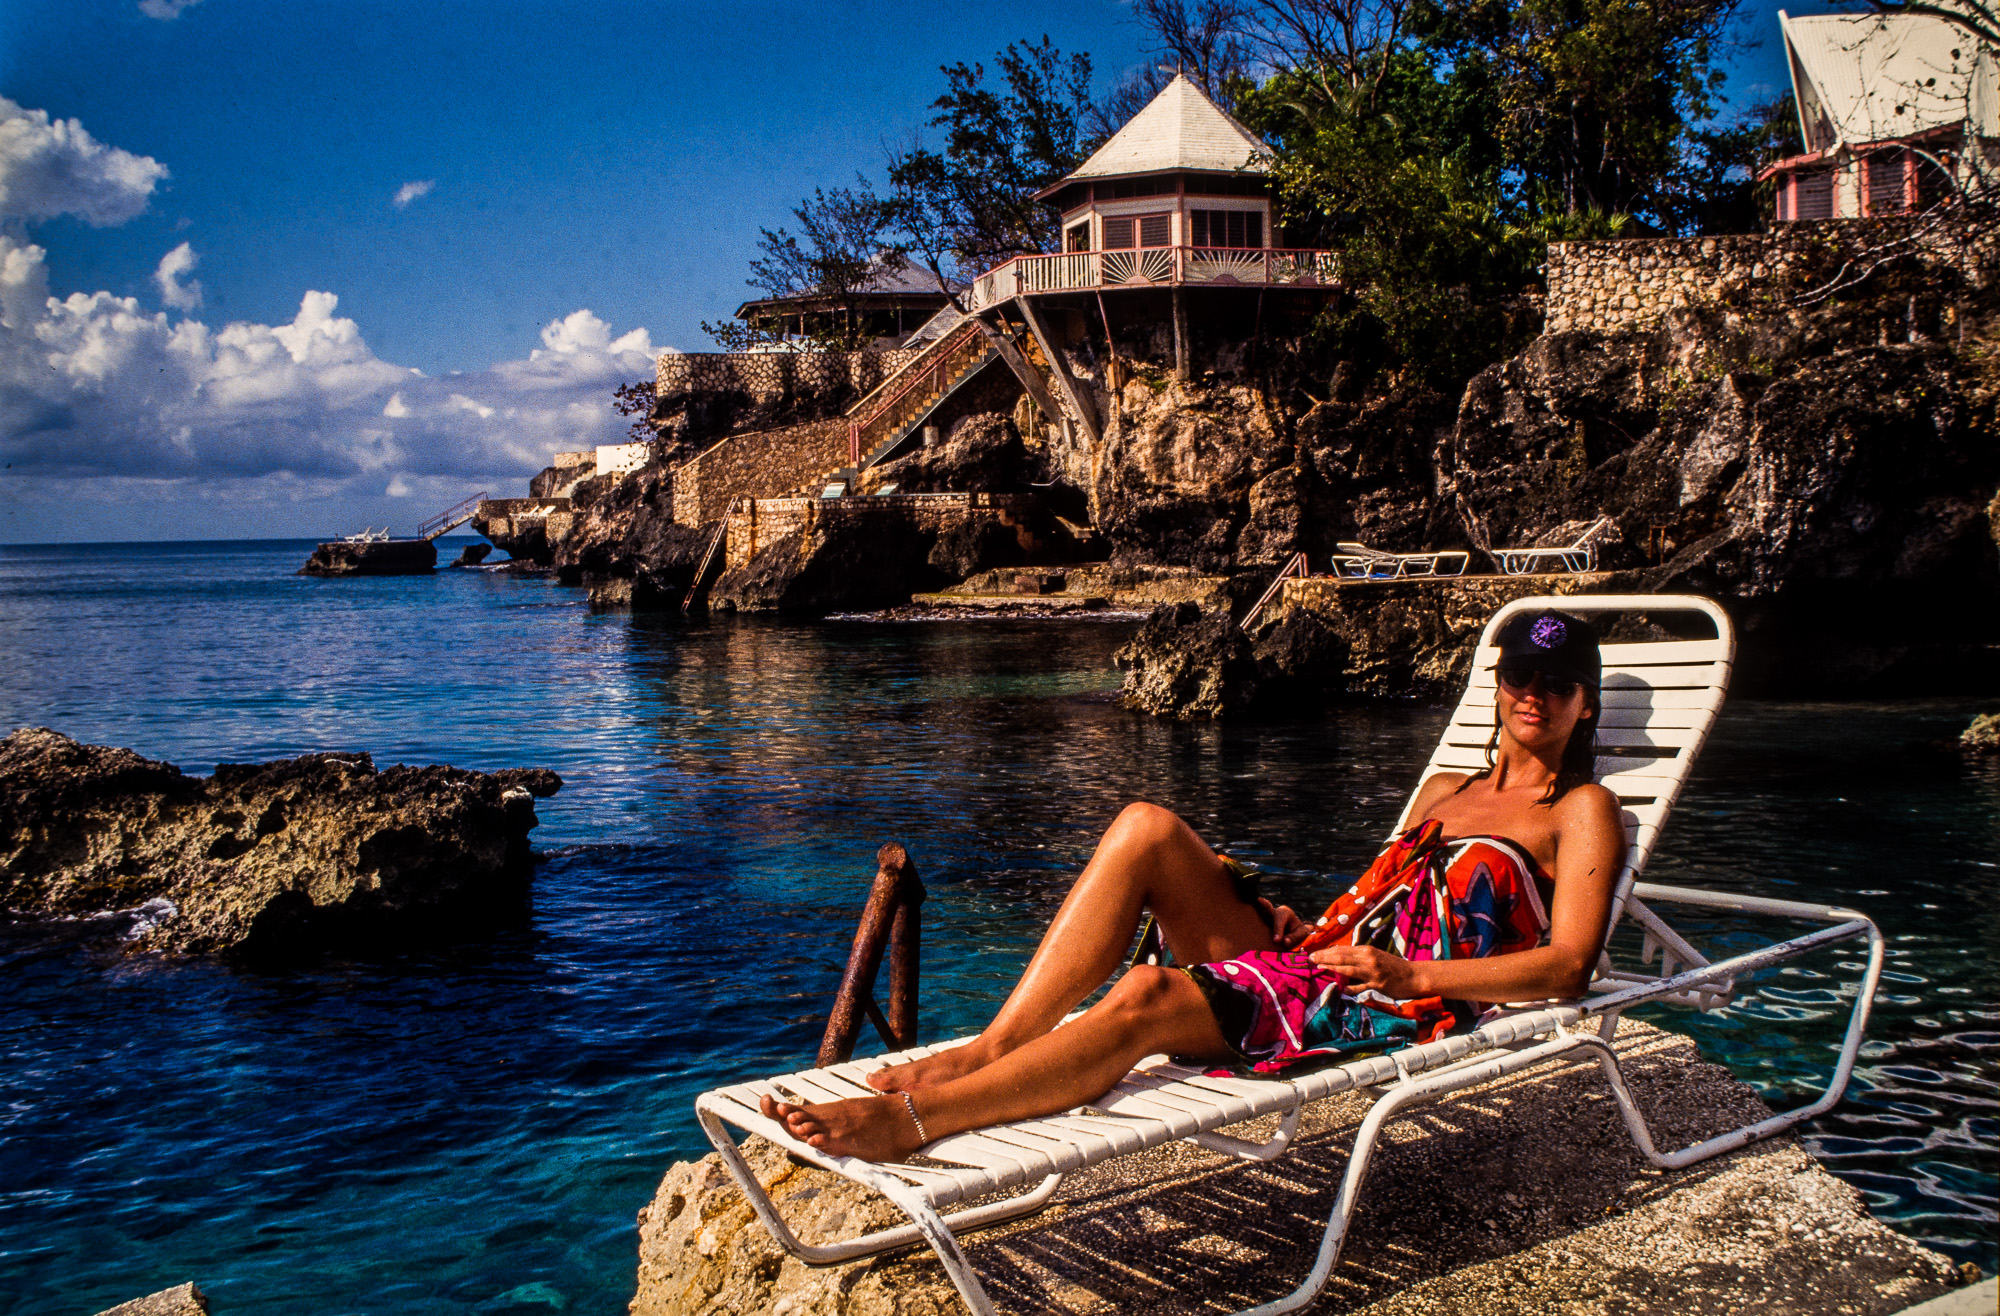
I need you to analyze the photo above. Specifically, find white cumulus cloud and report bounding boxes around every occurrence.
[391,179,435,209]
[154,241,202,311]
[138,0,204,17]
[0,98,167,226]
[0,102,665,525]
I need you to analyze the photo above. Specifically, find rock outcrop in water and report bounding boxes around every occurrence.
[0,728,560,958]
[551,465,718,607]
[628,1020,1965,1316]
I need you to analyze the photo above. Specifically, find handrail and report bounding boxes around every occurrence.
[416,491,489,541]
[968,247,1342,308]
[818,843,926,1066]
[682,497,739,611]
[1239,551,1309,631]
[846,321,991,466]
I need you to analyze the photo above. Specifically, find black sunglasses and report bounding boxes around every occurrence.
[1497,665,1582,699]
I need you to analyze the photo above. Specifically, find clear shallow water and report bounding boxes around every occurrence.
[0,539,1991,1315]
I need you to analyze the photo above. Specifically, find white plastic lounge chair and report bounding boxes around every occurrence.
[693,594,1884,1316]
[1490,514,1614,575]
[1329,539,1471,579]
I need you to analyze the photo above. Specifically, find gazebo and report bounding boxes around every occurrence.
[962,74,1338,381]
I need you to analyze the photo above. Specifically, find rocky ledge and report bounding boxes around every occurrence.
[0,728,560,958]
[630,1019,1968,1316]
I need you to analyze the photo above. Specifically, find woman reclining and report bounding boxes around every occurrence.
[763,608,1628,1162]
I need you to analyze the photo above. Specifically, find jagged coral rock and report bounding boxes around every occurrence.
[0,728,559,957]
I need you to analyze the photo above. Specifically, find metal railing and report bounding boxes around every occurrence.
[417,491,489,541]
[845,320,991,467]
[817,844,926,1067]
[969,247,1342,308]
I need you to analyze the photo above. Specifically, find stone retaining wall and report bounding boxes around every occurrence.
[1545,214,1998,333]
[671,419,852,527]
[654,349,923,401]
[724,492,1037,569]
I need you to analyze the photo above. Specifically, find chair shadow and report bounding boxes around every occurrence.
[940,1022,1768,1314]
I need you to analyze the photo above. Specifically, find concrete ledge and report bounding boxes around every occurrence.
[1892,1278,1997,1316]
[632,1019,1961,1315]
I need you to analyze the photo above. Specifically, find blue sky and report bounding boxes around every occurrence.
[0,0,1814,542]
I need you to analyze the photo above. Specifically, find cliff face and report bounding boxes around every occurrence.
[551,466,716,606]
[1441,306,1998,689]
[1064,274,1997,695]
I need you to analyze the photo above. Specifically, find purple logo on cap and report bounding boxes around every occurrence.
[1530,616,1566,648]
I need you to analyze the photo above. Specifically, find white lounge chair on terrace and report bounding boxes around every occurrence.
[1329,539,1471,579]
[1491,514,1615,575]
[693,594,1884,1316]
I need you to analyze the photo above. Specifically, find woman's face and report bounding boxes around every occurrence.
[1495,666,1593,752]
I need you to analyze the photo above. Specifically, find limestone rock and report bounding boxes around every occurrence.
[1113,603,1260,718]
[632,1137,954,1316]
[0,728,561,958]
[554,465,716,606]
[710,513,944,615]
[860,412,1031,495]
[1961,712,2000,752]
[94,1283,209,1316]
[297,538,437,577]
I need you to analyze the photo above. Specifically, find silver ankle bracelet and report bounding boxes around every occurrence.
[900,1092,930,1145]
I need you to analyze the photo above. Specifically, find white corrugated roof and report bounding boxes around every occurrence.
[1781,10,1995,149]
[1063,74,1270,181]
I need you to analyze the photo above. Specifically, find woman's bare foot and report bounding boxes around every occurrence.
[759,1092,925,1161]
[864,1040,994,1093]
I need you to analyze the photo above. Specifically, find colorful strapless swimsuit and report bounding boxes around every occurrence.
[1186,820,1553,1075]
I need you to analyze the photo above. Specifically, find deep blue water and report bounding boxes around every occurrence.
[0,538,1991,1315]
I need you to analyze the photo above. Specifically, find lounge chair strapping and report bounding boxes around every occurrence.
[1329,540,1471,579]
[1490,514,1615,575]
[693,594,1884,1316]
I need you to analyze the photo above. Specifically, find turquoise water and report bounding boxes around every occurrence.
[0,539,1991,1314]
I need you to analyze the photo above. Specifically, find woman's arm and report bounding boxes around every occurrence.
[1312,783,1627,1003]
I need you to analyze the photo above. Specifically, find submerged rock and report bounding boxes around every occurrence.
[0,728,560,958]
[94,1284,209,1316]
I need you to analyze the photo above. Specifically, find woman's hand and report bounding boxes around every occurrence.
[1260,900,1310,950]
[1309,944,1428,999]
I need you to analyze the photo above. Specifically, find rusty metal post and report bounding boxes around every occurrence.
[884,845,925,1046]
[817,844,925,1068]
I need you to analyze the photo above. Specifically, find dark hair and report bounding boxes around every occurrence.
[1461,686,1601,806]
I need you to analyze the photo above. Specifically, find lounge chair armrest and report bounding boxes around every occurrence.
[1629,882,1870,925]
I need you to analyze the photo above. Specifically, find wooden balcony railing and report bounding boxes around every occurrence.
[969,247,1341,308]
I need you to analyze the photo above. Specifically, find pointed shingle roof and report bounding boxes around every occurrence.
[1063,74,1271,182]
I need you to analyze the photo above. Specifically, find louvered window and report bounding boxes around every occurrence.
[1794,171,1834,220]
[1102,216,1135,249]
[1138,213,1172,247]
[1867,150,1908,214]
[1190,209,1263,248]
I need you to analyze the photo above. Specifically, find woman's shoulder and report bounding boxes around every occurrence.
[1554,782,1624,834]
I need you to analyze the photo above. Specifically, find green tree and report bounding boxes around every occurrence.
[701,185,895,350]
[884,37,1098,294]
[1429,0,1746,224]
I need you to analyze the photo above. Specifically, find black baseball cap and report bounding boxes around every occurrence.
[1492,608,1601,689]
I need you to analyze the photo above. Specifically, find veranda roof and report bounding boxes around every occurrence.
[1780,9,1999,152]
[1058,73,1271,184]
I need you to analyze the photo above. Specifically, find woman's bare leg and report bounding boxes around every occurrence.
[866,802,1274,1093]
[767,964,1231,1160]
